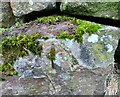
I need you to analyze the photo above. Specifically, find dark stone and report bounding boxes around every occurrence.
[114,39,120,71]
[80,44,94,67]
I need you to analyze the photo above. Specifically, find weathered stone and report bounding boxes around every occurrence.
[10,1,55,17]
[1,15,120,95]
[1,77,50,95]
[60,26,120,68]
[14,54,49,78]
[1,64,119,95]
[13,38,80,78]
[0,2,15,28]
[61,2,119,20]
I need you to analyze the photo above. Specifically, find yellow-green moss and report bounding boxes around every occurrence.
[0,63,18,81]
[2,33,47,64]
[57,19,102,43]
[1,33,48,78]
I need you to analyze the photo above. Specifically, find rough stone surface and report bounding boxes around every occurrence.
[60,26,120,68]
[0,2,15,28]
[7,38,119,95]
[82,26,120,68]
[1,64,117,95]
[13,38,80,78]
[61,2,120,20]
[10,1,55,17]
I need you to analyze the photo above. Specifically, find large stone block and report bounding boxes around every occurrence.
[10,0,55,17]
[61,1,120,21]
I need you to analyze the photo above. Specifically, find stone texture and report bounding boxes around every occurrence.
[61,2,120,20]
[0,2,15,28]
[13,38,80,78]
[10,1,55,17]
[61,26,120,68]
[1,64,117,95]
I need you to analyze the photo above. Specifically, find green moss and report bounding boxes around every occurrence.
[0,63,18,81]
[2,33,48,64]
[57,19,102,43]
[31,15,75,24]
[2,15,102,65]
[0,28,12,33]
[72,56,78,66]
[2,33,47,78]
[56,32,74,40]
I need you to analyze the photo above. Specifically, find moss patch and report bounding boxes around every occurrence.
[0,63,18,81]
[57,19,102,43]
[2,33,47,64]
[1,33,49,79]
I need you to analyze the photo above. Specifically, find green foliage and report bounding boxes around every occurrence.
[74,31,83,43]
[0,64,18,81]
[57,18,102,43]
[75,19,102,35]
[47,45,56,69]
[0,28,9,32]
[56,32,74,40]
[2,33,48,64]
[32,16,75,24]
[2,33,47,78]
[47,45,56,61]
